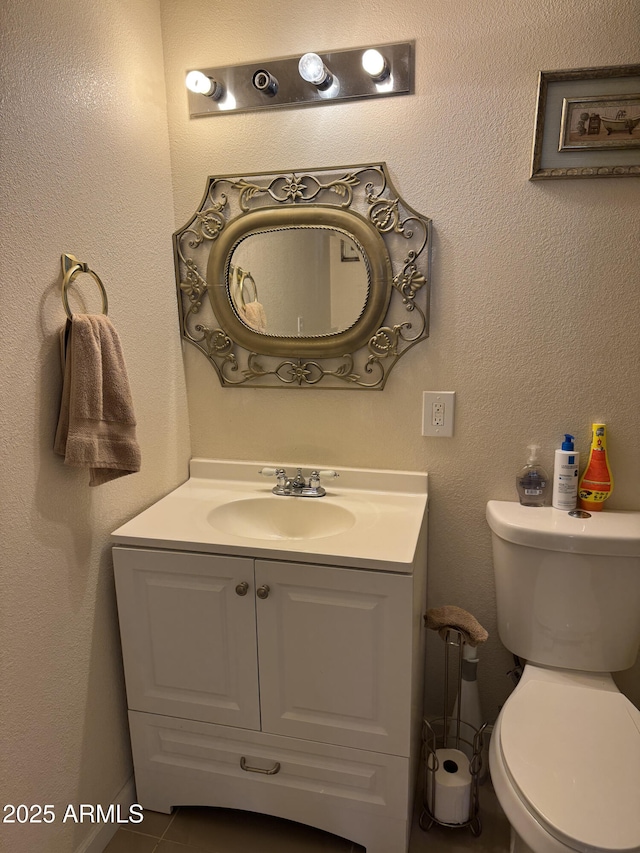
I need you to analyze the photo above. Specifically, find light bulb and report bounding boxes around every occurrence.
[362,49,389,81]
[185,70,222,99]
[298,53,329,86]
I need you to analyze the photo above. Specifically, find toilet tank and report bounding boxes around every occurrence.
[486,501,640,672]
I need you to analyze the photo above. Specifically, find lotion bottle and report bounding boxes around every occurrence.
[552,434,580,511]
[516,444,549,507]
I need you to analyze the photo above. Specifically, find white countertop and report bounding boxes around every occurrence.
[112,459,429,573]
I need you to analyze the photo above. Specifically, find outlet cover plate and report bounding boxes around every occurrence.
[422,391,455,437]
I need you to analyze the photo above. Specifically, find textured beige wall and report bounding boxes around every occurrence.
[160,0,640,717]
[0,1,190,851]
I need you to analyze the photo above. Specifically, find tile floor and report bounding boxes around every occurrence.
[103,784,510,853]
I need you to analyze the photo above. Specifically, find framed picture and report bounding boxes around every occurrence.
[530,65,640,179]
[340,238,361,262]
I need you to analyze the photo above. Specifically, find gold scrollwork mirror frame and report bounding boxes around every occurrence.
[173,163,432,389]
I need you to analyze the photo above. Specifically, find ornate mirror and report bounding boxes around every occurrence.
[174,163,431,388]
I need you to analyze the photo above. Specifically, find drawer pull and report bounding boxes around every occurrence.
[235,581,249,596]
[256,584,270,599]
[240,756,281,775]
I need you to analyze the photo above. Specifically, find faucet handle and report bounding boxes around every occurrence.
[260,467,288,485]
[260,467,288,477]
[318,470,339,480]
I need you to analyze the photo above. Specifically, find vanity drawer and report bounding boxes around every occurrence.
[128,710,411,822]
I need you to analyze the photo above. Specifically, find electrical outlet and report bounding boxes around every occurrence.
[422,391,455,437]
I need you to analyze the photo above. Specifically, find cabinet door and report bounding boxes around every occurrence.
[113,547,260,729]
[255,560,413,756]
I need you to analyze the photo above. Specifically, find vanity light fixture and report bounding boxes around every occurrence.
[186,42,413,117]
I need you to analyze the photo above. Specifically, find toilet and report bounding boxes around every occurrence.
[486,501,640,853]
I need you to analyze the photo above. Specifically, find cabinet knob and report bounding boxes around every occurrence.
[235,581,249,596]
[256,584,270,599]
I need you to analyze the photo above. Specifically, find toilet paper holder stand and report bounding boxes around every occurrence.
[420,628,488,836]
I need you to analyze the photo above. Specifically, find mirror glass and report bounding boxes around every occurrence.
[229,228,369,337]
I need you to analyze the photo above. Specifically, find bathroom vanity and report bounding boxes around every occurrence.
[112,459,428,853]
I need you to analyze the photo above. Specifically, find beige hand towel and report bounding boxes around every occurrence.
[239,300,267,333]
[425,606,488,646]
[54,314,141,486]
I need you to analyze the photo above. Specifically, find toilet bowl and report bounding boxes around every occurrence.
[486,501,640,853]
[489,665,640,853]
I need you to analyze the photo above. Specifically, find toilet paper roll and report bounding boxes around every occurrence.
[426,748,472,825]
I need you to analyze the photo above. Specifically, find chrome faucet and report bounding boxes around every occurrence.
[260,467,338,497]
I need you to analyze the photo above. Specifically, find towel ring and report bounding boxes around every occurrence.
[237,267,258,306]
[61,253,109,320]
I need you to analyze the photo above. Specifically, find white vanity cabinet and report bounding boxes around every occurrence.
[114,548,423,852]
[111,460,428,853]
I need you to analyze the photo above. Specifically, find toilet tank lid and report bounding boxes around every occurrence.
[486,501,640,557]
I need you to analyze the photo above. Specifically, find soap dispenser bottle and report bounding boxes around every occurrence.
[552,434,580,511]
[516,444,550,507]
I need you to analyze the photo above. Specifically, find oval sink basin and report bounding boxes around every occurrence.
[207,497,356,541]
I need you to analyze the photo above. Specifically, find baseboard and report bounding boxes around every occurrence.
[73,776,136,853]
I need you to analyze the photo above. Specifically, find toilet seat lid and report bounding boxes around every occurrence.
[500,679,640,853]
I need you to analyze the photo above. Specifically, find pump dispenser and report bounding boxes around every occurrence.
[516,444,550,507]
[552,434,580,511]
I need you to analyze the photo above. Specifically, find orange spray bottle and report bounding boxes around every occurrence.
[578,424,613,512]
